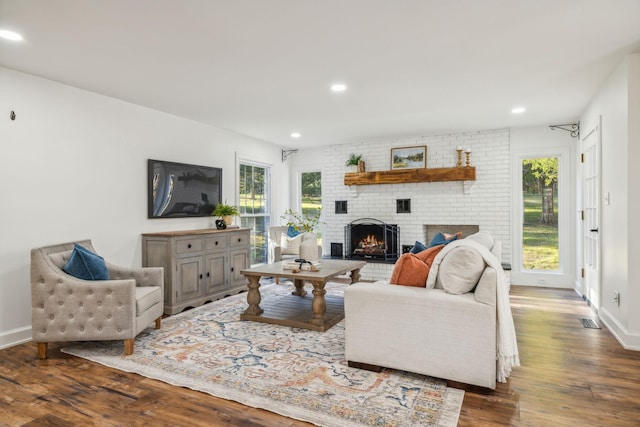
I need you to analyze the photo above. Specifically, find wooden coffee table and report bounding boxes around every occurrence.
[240,259,366,332]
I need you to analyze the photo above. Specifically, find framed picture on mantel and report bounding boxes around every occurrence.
[390,146,426,170]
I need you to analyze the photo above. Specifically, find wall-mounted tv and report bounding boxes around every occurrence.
[148,159,222,218]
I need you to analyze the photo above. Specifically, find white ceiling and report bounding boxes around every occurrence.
[1,0,640,148]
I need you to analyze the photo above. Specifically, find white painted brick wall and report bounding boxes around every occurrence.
[298,129,511,281]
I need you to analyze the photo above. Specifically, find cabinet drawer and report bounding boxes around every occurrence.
[229,232,249,247]
[176,238,203,254]
[205,236,228,250]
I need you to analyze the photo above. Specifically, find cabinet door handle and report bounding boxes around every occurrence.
[199,274,203,279]
[207,272,210,277]
[238,238,242,242]
[188,244,192,249]
[231,267,234,272]
[215,241,219,245]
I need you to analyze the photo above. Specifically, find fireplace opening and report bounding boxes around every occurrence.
[345,218,399,261]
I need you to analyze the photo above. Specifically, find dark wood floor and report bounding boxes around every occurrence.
[1,286,640,426]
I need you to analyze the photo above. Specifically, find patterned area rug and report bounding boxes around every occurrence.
[62,282,464,427]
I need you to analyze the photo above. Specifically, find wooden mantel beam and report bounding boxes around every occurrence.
[344,166,476,186]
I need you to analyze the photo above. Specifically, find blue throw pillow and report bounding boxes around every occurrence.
[63,243,109,280]
[287,225,300,237]
[409,240,427,254]
[428,232,460,248]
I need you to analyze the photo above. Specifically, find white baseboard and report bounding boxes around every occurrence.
[599,308,640,351]
[0,326,32,350]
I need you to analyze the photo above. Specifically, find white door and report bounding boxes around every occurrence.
[582,119,601,309]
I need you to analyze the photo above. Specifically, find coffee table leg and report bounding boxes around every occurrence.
[292,279,307,296]
[350,268,362,284]
[243,276,263,316]
[310,281,327,326]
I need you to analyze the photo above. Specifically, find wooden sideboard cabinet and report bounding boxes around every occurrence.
[142,228,250,315]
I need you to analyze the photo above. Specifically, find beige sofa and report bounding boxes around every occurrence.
[344,232,516,389]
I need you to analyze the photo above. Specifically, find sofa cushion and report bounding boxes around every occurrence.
[280,232,304,255]
[409,240,427,254]
[63,243,109,281]
[428,231,461,248]
[465,231,495,251]
[287,225,300,237]
[389,253,430,287]
[436,246,486,294]
[135,286,162,316]
[414,244,445,267]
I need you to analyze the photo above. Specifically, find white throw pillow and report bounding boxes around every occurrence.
[280,232,304,255]
[436,246,486,294]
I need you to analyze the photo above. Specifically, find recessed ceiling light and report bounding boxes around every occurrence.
[290,132,301,138]
[512,107,526,114]
[330,83,347,92]
[0,29,24,41]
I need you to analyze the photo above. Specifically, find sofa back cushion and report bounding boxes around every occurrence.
[436,246,486,294]
[465,231,495,251]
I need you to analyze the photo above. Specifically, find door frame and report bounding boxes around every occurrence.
[580,117,602,310]
[510,145,576,287]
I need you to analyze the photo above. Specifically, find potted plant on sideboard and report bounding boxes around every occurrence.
[212,201,240,225]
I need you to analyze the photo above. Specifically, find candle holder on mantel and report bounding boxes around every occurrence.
[465,149,471,167]
[456,147,463,167]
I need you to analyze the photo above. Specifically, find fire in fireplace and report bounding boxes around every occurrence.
[345,218,399,261]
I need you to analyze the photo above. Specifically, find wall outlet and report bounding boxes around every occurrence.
[613,290,620,307]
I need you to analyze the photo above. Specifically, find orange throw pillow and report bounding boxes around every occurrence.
[414,244,445,270]
[390,253,430,287]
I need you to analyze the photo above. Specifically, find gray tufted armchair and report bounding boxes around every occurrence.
[30,240,164,359]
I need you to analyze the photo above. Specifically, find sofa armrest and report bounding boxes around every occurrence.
[106,263,164,290]
[269,243,282,263]
[474,267,497,306]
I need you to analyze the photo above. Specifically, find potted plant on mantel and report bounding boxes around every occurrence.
[212,201,240,225]
[346,153,365,173]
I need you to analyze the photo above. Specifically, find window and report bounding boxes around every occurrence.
[239,163,270,265]
[521,157,559,271]
[300,171,322,242]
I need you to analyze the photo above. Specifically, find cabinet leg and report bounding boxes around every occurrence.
[243,276,263,316]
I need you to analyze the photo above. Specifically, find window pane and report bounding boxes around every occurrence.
[239,163,270,265]
[522,157,559,270]
[301,171,322,243]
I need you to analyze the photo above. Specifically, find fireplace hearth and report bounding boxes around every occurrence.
[345,218,399,261]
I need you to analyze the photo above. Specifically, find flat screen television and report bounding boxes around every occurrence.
[148,159,222,218]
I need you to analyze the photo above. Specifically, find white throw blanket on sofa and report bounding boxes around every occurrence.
[427,239,520,382]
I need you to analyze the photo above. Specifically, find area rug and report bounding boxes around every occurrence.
[62,282,464,427]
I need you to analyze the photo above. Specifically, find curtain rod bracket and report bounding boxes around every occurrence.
[549,122,580,139]
[282,149,298,162]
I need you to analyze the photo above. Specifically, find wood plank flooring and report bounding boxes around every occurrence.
[2,286,640,426]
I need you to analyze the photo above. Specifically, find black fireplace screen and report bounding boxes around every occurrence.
[345,218,399,261]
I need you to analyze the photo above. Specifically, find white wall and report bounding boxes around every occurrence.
[580,53,640,349]
[293,129,511,281]
[0,67,290,348]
